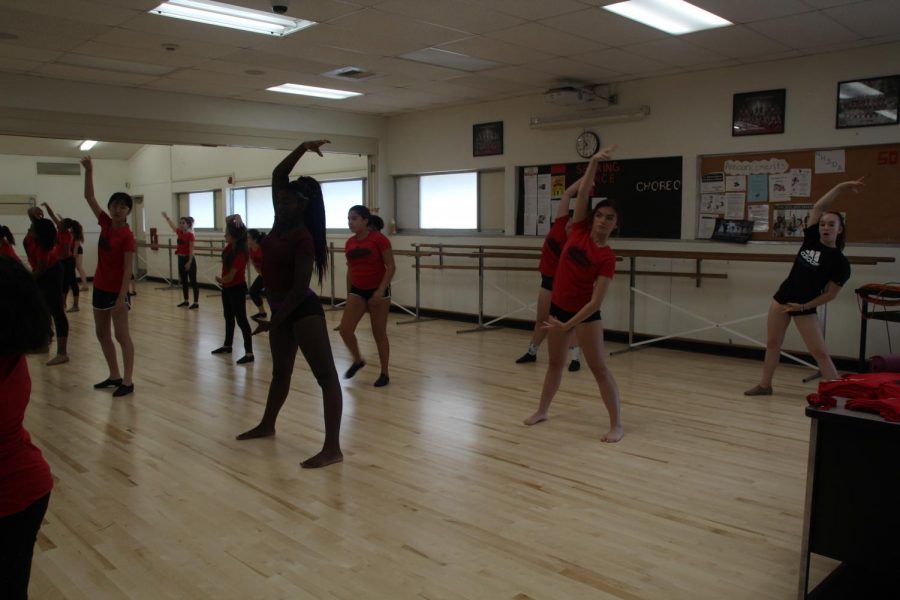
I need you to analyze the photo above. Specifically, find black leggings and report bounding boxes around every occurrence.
[259,296,341,443]
[0,492,50,600]
[37,263,68,339]
[221,283,252,354]
[178,255,199,303]
[248,275,265,309]
[62,257,79,299]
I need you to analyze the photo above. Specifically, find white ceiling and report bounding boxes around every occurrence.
[0,0,898,116]
[0,134,145,160]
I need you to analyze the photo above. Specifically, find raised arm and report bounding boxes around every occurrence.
[808,177,865,225]
[272,140,330,204]
[161,211,178,233]
[556,177,583,219]
[573,146,617,224]
[41,202,62,226]
[80,157,103,220]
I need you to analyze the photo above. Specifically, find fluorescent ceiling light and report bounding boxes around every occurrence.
[151,0,316,36]
[267,83,362,100]
[80,140,98,151]
[603,0,731,35]
[400,48,502,72]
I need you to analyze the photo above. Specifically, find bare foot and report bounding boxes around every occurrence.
[602,426,624,443]
[236,425,275,440]
[301,449,343,469]
[523,411,548,426]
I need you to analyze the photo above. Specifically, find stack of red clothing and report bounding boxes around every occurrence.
[806,372,900,421]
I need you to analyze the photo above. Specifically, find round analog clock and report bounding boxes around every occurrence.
[575,130,600,159]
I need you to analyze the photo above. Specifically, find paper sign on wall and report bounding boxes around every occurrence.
[815,150,845,173]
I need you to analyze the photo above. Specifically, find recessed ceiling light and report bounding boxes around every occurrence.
[150,0,316,36]
[400,48,502,72]
[267,83,361,100]
[603,0,731,35]
[80,140,98,151]
[59,55,175,76]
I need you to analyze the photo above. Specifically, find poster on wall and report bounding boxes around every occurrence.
[523,167,538,235]
[698,215,717,239]
[748,174,768,201]
[768,173,791,202]
[748,205,769,232]
[724,192,745,219]
[700,193,725,213]
[790,168,811,197]
[725,175,746,192]
[701,172,725,193]
[772,204,812,238]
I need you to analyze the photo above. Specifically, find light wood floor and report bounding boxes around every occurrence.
[24,281,830,599]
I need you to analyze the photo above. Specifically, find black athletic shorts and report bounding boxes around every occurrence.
[270,293,324,323]
[540,274,554,291]
[549,302,601,324]
[772,294,817,316]
[350,285,391,301]
[92,288,131,311]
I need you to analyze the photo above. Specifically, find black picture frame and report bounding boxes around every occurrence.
[711,218,754,244]
[732,89,785,136]
[836,75,900,129]
[473,121,503,157]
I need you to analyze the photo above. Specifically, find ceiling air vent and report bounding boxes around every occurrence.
[37,162,81,176]
[322,66,374,80]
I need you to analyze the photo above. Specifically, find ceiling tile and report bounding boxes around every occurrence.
[479,65,572,87]
[288,22,424,56]
[328,8,471,46]
[0,56,41,73]
[482,0,588,20]
[541,8,667,47]
[526,57,623,83]
[67,41,209,69]
[623,38,727,67]
[375,0,524,35]
[35,62,158,85]
[487,22,606,56]
[117,12,265,48]
[441,74,536,94]
[571,48,670,74]
[689,0,813,23]
[680,25,790,59]
[0,43,62,63]
[746,12,861,49]
[825,0,900,38]
[436,36,553,66]
[236,0,365,23]
[91,28,239,60]
[141,77,258,97]
[0,0,143,26]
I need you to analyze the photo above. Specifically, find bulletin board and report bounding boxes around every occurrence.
[698,143,900,244]
[516,156,682,239]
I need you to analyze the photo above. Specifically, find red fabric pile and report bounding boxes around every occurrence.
[806,372,900,421]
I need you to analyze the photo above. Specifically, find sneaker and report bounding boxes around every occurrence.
[568,359,581,372]
[515,352,537,364]
[211,346,232,354]
[236,354,254,364]
[743,385,773,396]
[177,301,189,307]
[189,303,199,310]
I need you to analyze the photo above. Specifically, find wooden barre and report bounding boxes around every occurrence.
[416,264,728,278]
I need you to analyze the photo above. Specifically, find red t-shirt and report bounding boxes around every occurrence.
[23,230,60,272]
[0,242,21,263]
[261,228,314,295]
[539,215,569,278]
[345,230,391,289]
[56,229,73,260]
[94,212,137,293]
[175,230,194,256]
[551,220,616,313]
[0,355,53,517]
[221,243,247,288]
[250,247,263,272]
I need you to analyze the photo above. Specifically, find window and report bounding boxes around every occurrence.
[395,170,504,232]
[231,186,275,229]
[177,190,218,229]
[321,179,365,230]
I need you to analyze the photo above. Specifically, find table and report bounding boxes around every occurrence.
[855,285,900,372]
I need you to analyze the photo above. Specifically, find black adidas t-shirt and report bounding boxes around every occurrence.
[774,224,850,304]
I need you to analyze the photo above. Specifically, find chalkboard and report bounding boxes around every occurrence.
[698,143,900,244]
[516,156,682,239]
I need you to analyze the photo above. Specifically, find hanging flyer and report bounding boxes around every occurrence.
[748,205,769,232]
[698,215,717,239]
[724,192,746,219]
[700,193,725,214]
[725,175,746,192]
[748,173,768,201]
[790,168,811,197]
[768,173,791,202]
[701,172,725,193]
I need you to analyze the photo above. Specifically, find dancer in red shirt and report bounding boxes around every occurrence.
[24,215,69,366]
[0,225,20,263]
[237,140,342,468]
[41,203,81,312]
[162,212,199,309]
[516,177,583,370]
[0,257,54,599]
[339,205,396,387]
[524,146,624,443]
[212,216,253,364]
[80,157,137,398]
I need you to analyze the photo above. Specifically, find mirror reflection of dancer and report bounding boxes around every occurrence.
[162,212,199,309]
[0,257,54,600]
[212,216,253,364]
[339,205,396,387]
[523,146,624,443]
[237,140,343,469]
[744,179,863,396]
[23,210,69,366]
[0,225,21,263]
[40,204,81,313]
[80,157,137,398]
[516,177,583,371]
[247,229,267,319]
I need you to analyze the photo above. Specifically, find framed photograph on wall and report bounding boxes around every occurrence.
[711,218,754,243]
[836,75,899,129]
[473,121,503,156]
[732,89,786,136]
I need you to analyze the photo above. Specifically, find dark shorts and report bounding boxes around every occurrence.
[350,285,391,301]
[77,245,84,255]
[270,293,324,323]
[540,274,554,291]
[549,302,601,324]
[772,294,817,316]
[93,288,131,311]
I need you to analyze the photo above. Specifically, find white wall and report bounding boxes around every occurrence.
[383,42,900,360]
